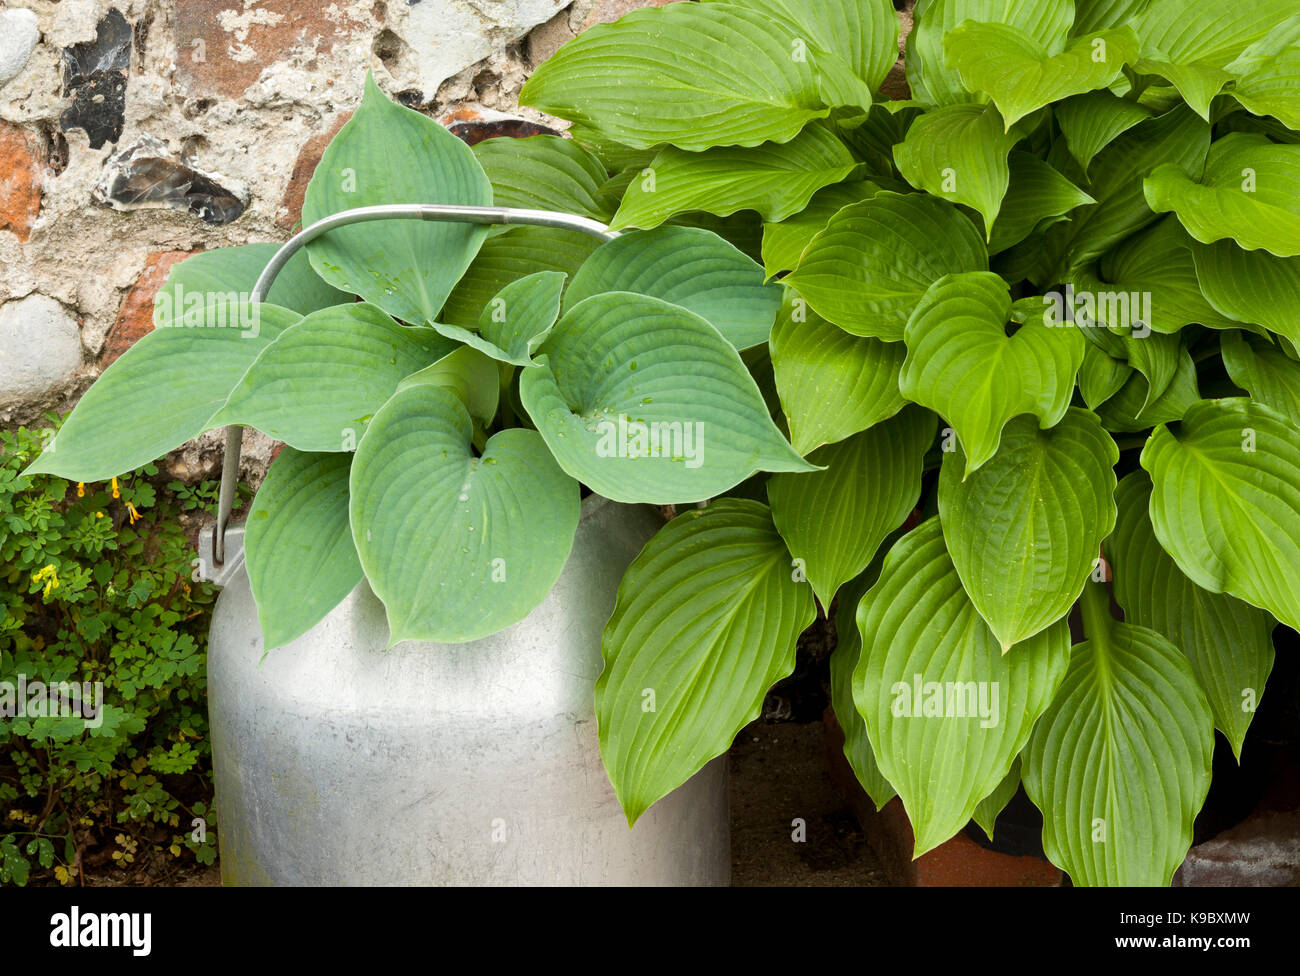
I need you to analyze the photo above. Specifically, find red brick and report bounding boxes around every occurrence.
[277,112,351,231]
[103,251,193,366]
[173,1,369,99]
[0,122,40,242]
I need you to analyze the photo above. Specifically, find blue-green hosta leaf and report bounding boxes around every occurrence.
[899,272,1086,474]
[213,303,456,451]
[830,567,896,812]
[1141,397,1300,632]
[302,74,492,325]
[431,271,565,367]
[1023,590,1214,886]
[398,345,501,429]
[893,103,1019,237]
[1106,472,1276,760]
[520,3,838,151]
[596,500,816,824]
[939,409,1119,650]
[785,191,988,341]
[945,23,1138,131]
[26,303,301,481]
[1145,133,1300,257]
[472,134,611,220]
[853,517,1071,856]
[1221,331,1300,424]
[349,382,579,645]
[1190,240,1300,346]
[769,295,908,454]
[907,0,1075,108]
[704,0,901,93]
[761,181,880,277]
[768,407,935,607]
[244,448,363,651]
[154,244,350,324]
[1054,91,1152,175]
[1095,344,1199,433]
[565,227,781,351]
[1130,0,1300,118]
[988,152,1095,255]
[611,125,858,231]
[441,226,601,329]
[972,758,1022,841]
[520,293,813,505]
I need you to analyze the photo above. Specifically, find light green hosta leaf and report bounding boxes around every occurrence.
[1078,343,1134,409]
[431,271,565,367]
[907,0,1075,108]
[1191,240,1300,346]
[1077,216,1240,336]
[520,293,813,505]
[244,449,363,651]
[213,303,455,452]
[946,23,1138,131]
[1232,45,1300,132]
[853,517,1071,856]
[769,407,935,607]
[785,191,988,341]
[472,134,611,220]
[939,409,1119,650]
[769,296,907,454]
[1130,0,1299,118]
[520,3,835,151]
[565,227,781,351]
[441,226,601,329]
[302,74,492,325]
[830,567,896,812]
[704,0,901,93]
[154,244,350,324]
[988,152,1095,255]
[1141,397,1300,632]
[1072,0,1149,35]
[596,500,816,824]
[1054,91,1152,175]
[1095,344,1199,433]
[612,125,858,231]
[1221,331,1300,424]
[973,758,1022,841]
[1023,590,1213,886]
[893,103,1019,237]
[1106,472,1276,760]
[350,383,579,645]
[1145,133,1300,257]
[1052,104,1209,274]
[761,181,879,277]
[899,272,1086,474]
[26,303,301,482]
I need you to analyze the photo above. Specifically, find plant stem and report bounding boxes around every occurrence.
[1079,578,1114,649]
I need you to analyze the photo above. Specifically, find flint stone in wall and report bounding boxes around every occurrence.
[0,295,82,410]
[93,136,249,225]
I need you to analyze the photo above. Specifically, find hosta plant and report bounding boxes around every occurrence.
[26,0,1300,887]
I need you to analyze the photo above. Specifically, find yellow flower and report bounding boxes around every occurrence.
[125,501,141,524]
[76,482,85,497]
[31,564,59,599]
[111,477,120,499]
[95,511,104,519]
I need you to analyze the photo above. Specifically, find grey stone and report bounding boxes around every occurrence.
[0,295,82,408]
[0,7,40,89]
